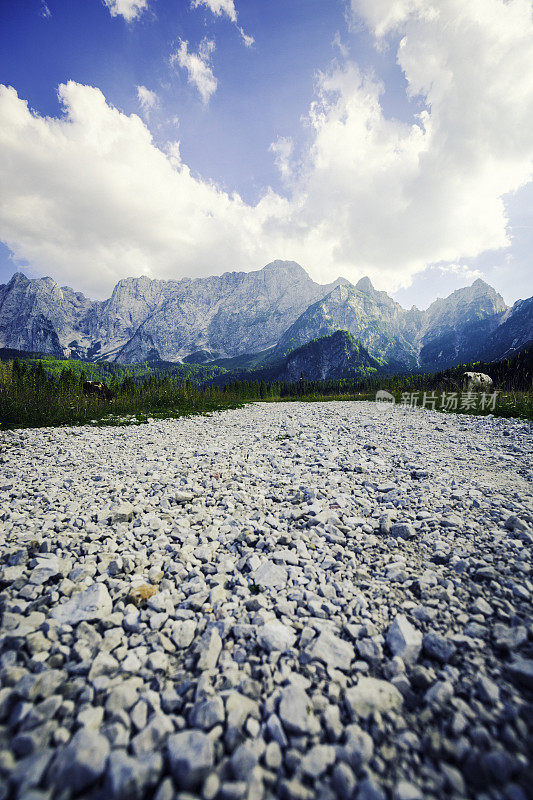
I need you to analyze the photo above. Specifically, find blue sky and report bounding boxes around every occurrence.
[0,0,532,307]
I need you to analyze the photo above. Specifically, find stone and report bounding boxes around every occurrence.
[475,675,500,704]
[254,561,288,588]
[278,686,320,735]
[105,750,162,800]
[342,723,373,769]
[47,728,110,794]
[386,615,422,665]
[171,619,196,649]
[257,621,296,653]
[424,680,454,705]
[108,502,135,523]
[393,781,423,800]
[131,714,173,756]
[306,629,354,671]
[16,670,66,701]
[357,776,387,800]
[506,658,533,690]
[301,744,336,778]
[265,741,282,770]
[390,523,415,540]
[345,678,403,719]
[505,515,529,532]
[167,730,214,790]
[422,633,456,663]
[230,741,262,781]
[197,629,222,671]
[49,583,112,624]
[472,597,493,616]
[332,762,357,798]
[189,697,225,730]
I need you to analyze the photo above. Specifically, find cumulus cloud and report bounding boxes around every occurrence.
[269,137,294,182]
[0,82,284,298]
[136,85,159,119]
[0,0,532,298]
[191,0,237,24]
[191,0,254,47]
[314,0,533,285]
[170,39,217,104]
[103,0,148,22]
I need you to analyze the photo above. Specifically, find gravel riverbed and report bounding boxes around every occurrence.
[0,401,532,800]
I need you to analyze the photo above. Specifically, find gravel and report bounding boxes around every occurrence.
[0,400,531,799]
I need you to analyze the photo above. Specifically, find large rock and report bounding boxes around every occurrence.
[345,678,403,719]
[50,583,112,624]
[47,728,110,794]
[306,629,354,671]
[422,633,456,664]
[167,730,214,790]
[386,615,422,665]
[278,685,320,735]
[257,621,296,653]
[254,561,288,588]
[105,750,162,800]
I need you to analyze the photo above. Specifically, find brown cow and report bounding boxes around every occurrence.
[82,381,115,401]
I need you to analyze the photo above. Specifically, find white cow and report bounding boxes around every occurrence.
[462,372,493,391]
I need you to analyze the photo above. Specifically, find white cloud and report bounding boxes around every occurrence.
[0,82,282,298]
[40,2,52,19]
[332,32,349,58]
[191,0,237,24]
[170,39,218,104]
[311,0,533,287]
[269,137,294,181]
[1,1,532,298]
[136,85,159,119]
[238,27,254,48]
[191,0,254,47]
[103,0,148,22]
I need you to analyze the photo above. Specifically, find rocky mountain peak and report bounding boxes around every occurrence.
[356,276,375,293]
[7,271,29,286]
[261,260,310,277]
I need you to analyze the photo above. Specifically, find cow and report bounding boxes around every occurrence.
[462,372,493,392]
[82,381,115,401]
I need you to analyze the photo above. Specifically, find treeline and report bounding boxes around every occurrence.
[0,349,226,385]
[218,345,532,397]
[0,360,242,428]
[0,344,531,428]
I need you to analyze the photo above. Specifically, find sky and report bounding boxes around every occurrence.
[0,0,532,309]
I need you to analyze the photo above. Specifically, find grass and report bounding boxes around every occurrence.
[0,394,245,430]
[265,391,533,421]
[1,357,531,430]
[0,361,245,430]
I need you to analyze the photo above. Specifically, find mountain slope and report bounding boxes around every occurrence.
[276,278,419,370]
[0,273,93,357]
[217,330,381,383]
[115,261,338,362]
[280,330,380,381]
[417,279,508,370]
[478,297,533,361]
[0,262,530,376]
[0,262,339,363]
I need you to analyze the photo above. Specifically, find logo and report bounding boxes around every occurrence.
[375,389,395,409]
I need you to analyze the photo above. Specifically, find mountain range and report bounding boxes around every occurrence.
[0,260,531,373]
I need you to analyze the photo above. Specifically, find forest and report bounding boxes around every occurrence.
[0,344,531,429]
